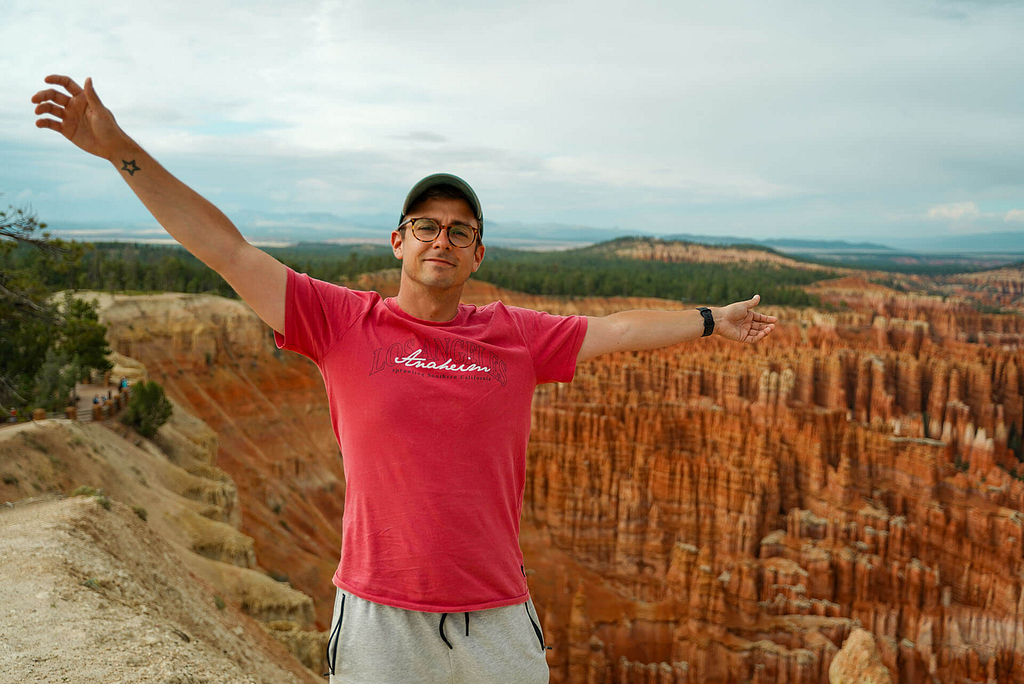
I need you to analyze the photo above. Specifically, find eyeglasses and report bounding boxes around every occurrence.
[398,217,479,248]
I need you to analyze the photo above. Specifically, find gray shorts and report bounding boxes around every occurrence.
[323,588,549,684]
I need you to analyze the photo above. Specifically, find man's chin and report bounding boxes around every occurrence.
[408,273,460,291]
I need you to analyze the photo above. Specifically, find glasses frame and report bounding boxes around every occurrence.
[398,217,480,248]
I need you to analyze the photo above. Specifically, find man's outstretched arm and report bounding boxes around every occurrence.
[576,294,777,363]
[32,75,286,333]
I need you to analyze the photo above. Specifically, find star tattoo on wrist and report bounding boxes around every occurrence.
[121,159,140,176]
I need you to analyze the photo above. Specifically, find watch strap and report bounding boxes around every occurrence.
[697,307,714,337]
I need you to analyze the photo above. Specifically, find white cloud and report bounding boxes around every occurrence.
[921,200,1024,235]
[4,0,1024,242]
[926,201,981,221]
[542,155,800,200]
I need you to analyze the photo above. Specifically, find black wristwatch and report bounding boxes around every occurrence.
[697,307,715,337]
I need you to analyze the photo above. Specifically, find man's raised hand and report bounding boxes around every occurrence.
[714,294,778,343]
[32,75,123,161]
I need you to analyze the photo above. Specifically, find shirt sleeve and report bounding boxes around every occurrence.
[274,267,377,364]
[505,305,589,384]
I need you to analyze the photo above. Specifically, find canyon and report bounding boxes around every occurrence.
[24,258,1024,683]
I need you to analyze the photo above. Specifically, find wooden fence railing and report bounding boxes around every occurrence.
[4,387,132,427]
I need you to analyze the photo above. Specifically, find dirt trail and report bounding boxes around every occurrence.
[0,493,320,684]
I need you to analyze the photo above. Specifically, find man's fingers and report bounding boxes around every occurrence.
[34,103,66,119]
[745,322,775,342]
[44,74,83,96]
[35,118,63,133]
[84,77,103,107]
[31,88,71,106]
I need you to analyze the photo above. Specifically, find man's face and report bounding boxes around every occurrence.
[390,197,485,292]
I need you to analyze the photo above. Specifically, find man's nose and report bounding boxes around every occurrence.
[430,227,454,248]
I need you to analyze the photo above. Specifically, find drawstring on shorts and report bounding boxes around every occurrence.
[438,612,471,649]
[440,604,544,652]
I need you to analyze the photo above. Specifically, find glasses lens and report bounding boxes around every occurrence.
[448,225,475,247]
[412,218,440,241]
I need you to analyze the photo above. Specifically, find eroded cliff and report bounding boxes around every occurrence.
[521,279,1024,684]
[83,272,1024,684]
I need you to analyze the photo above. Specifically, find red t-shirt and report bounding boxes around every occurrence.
[274,268,588,611]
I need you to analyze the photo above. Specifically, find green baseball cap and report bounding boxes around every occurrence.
[401,173,484,236]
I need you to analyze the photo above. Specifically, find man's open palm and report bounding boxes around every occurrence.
[716,294,778,343]
[32,75,120,160]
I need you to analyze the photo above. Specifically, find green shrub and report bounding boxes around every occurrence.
[120,381,173,438]
[214,595,226,610]
[71,485,111,509]
[132,505,148,521]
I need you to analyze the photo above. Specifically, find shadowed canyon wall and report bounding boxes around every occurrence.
[90,269,1024,684]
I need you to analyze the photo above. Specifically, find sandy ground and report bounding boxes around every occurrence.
[0,492,321,684]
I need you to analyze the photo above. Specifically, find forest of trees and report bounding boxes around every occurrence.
[475,244,826,306]
[4,238,832,308]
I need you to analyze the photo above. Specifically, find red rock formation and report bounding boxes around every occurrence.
[951,265,1024,311]
[92,293,346,629]
[91,269,1024,683]
[523,292,1024,683]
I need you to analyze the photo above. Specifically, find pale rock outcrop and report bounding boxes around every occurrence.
[829,628,893,684]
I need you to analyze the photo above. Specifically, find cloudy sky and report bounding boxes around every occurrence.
[3,0,1023,247]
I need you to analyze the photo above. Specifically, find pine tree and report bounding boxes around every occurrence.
[0,202,111,413]
[121,381,173,438]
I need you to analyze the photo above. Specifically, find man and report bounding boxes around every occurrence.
[32,75,777,684]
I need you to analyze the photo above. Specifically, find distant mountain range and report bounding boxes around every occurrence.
[41,212,1024,255]
[882,230,1024,254]
[658,234,895,252]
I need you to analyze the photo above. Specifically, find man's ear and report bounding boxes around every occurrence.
[390,229,404,259]
[471,242,486,272]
